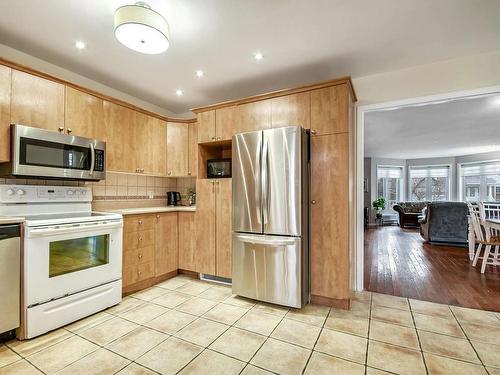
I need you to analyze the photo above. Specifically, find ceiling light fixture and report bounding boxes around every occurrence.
[176,89,183,96]
[254,52,264,61]
[75,41,86,50]
[195,70,204,78]
[114,2,170,54]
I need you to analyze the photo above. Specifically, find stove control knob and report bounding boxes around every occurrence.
[6,189,15,196]
[67,190,75,196]
[16,189,26,196]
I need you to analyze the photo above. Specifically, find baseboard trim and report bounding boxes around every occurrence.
[311,294,351,310]
[122,270,178,296]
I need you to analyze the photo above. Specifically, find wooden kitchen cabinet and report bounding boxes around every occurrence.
[271,92,310,129]
[178,212,196,271]
[65,87,105,139]
[104,100,136,173]
[195,179,216,275]
[310,133,350,302]
[195,179,232,278]
[215,106,236,141]
[215,179,232,278]
[155,212,178,276]
[10,69,65,132]
[148,116,167,176]
[167,121,189,177]
[310,84,349,136]
[234,100,271,135]
[0,65,11,162]
[197,110,216,143]
[188,122,198,177]
[123,214,156,288]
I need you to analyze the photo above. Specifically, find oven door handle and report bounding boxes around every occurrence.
[27,221,122,237]
[89,143,95,176]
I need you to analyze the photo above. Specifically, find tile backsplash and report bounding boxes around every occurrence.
[0,173,196,202]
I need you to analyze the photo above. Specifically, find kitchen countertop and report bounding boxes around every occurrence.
[108,206,196,215]
[0,216,25,225]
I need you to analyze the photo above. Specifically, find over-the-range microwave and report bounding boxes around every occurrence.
[0,124,106,181]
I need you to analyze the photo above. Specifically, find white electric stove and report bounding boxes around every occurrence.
[0,185,123,338]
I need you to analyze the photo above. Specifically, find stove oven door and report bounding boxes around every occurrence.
[24,220,123,307]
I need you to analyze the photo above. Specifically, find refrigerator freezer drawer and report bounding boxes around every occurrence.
[232,233,305,308]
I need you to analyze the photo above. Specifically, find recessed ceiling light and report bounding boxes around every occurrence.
[195,70,204,78]
[75,41,86,50]
[114,2,170,54]
[254,52,264,61]
[176,89,183,96]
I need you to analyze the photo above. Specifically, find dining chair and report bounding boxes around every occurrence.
[468,203,500,273]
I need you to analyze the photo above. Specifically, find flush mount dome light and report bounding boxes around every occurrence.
[114,2,170,54]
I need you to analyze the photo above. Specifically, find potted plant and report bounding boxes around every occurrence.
[372,197,386,219]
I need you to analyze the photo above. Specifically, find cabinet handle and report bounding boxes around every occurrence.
[217,137,221,140]
[138,254,143,259]
[310,129,317,136]
[139,237,143,242]
[311,200,317,204]
[167,171,172,176]
[138,220,143,225]
[58,126,64,133]
[188,171,191,176]
[67,128,72,134]
[211,136,216,141]
[138,271,142,276]
[156,214,160,219]
[216,180,220,184]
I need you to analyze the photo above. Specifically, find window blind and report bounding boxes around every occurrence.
[409,166,449,178]
[461,161,500,177]
[377,166,403,179]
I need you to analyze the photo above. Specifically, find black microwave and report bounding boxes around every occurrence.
[207,158,231,178]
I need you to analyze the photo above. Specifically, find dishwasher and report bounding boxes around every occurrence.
[0,224,20,338]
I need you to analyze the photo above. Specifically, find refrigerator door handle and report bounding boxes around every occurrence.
[262,135,269,225]
[234,234,296,246]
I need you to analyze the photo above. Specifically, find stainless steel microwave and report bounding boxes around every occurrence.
[0,124,106,181]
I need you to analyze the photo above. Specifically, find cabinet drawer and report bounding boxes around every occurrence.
[124,229,154,250]
[123,246,154,267]
[124,215,154,232]
[123,261,155,286]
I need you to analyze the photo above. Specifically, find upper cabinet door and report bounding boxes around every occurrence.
[310,84,349,136]
[148,117,167,176]
[271,92,310,129]
[0,65,11,163]
[167,122,189,177]
[65,87,104,139]
[234,100,271,135]
[216,106,235,141]
[104,101,136,173]
[197,110,215,143]
[11,70,64,132]
[188,122,198,177]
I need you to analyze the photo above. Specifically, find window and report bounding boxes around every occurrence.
[460,161,500,202]
[377,166,403,207]
[409,165,450,201]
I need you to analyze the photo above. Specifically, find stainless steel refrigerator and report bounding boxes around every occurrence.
[232,126,309,308]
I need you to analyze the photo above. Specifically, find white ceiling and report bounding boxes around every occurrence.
[0,0,499,114]
[364,94,500,159]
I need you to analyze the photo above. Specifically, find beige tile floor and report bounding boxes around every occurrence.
[1,275,500,374]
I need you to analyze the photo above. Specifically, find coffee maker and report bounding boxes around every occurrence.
[167,191,181,206]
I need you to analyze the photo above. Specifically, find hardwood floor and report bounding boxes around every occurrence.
[364,225,500,311]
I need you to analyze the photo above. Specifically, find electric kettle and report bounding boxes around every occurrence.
[167,191,181,206]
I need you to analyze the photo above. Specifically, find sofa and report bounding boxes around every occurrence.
[419,202,468,246]
[393,202,429,228]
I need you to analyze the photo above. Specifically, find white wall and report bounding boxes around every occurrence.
[0,43,177,117]
[353,50,500,105]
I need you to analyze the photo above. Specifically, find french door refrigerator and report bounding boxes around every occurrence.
[232,126,309,308]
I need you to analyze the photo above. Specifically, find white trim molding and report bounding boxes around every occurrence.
[353,85,500,292]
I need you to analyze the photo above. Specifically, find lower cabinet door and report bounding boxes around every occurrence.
[216,179,232,278]
[195,179,216,274]
[155,213,178,276]
[178,212,196,271]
